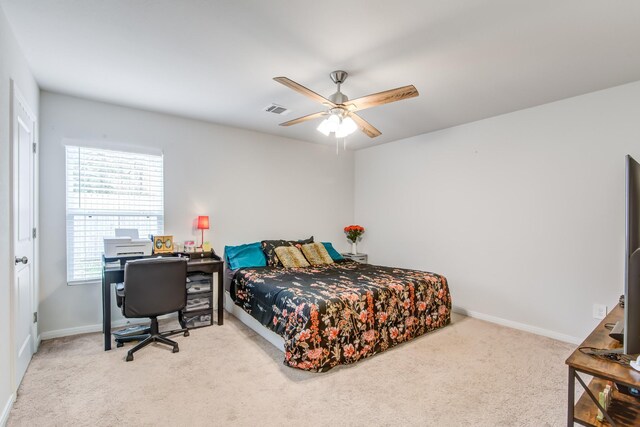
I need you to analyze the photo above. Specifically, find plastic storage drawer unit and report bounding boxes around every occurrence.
[180,310,213,329]
[185,292,212,312]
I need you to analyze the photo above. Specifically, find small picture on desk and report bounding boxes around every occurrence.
[153,235,174,254]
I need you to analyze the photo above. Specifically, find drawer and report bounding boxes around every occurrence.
[186,276,212,294]
[180,309,213,329]
[185,292,212,313]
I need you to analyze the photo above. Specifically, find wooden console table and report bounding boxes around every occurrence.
[566,304,640,426]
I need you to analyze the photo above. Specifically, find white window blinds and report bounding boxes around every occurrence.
[65,145,164,284]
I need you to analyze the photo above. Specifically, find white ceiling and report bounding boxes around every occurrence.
[2,1,640,149]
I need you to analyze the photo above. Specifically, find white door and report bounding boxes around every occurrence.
[12,81,36,387]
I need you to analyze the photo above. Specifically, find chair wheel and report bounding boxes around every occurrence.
[126,353,133,362]
[172,346,179,353]
[116,342,124,348]
[184,331,190,337]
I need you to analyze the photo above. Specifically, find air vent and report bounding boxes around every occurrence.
[264,103,290,115]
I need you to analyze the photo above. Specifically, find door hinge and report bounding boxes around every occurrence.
[33,312,38,323]
[33,227,37,239]
[33,142,37,153]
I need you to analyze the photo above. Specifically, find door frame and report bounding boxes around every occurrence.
[9,79,39,393]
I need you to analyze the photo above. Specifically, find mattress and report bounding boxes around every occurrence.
[229,260,451,372]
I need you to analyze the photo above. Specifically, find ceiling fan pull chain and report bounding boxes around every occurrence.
[336,138,339,156]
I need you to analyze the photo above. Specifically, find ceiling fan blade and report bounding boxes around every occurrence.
[350,113,381,138]
[279,111,326,126]
[274,77,336,107]
[344,85,419,112]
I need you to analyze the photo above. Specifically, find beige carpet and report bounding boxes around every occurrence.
[8,312,577,426]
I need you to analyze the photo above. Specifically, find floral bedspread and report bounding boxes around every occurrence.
[230,261,451,372]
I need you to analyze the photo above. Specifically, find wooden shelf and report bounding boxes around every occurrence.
[574,377,640,426]
[567,304,640,426]
[566,305,640,389]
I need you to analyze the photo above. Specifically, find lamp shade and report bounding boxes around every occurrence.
[197,215,210,230]
[317,119,331,136]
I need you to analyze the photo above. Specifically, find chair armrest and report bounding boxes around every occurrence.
[116,283,125,307]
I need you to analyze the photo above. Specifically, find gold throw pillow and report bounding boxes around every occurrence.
[301,242,334,266]
[275,246,310,268]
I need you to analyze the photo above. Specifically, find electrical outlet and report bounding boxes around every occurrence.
[593,304,608,320]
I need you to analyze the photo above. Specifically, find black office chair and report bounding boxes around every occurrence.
[115,257,190,362]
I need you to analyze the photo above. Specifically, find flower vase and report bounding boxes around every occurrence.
[351,242,357,255]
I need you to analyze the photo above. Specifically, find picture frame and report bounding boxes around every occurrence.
[153,235,174,253]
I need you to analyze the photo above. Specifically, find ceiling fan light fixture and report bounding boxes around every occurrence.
[318,112,358,138]
[327,114,341,132]
[317,119,332,136]
[341,116,357,135]
[335,128,349,139]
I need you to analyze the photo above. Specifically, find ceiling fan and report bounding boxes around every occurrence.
[273,70,419,139]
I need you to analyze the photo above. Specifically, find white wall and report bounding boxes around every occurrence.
[0,5,40,425]
[38,91,354,337]
[355,80,640,342]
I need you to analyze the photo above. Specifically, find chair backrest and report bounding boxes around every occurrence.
[123,257,188,318]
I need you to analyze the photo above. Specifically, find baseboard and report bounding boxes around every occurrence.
[40,314,177,340]
[452,305,582,345]
[1,393,15,427]
[41,324,105,340]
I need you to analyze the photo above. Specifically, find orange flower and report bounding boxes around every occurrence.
[307,348,323,360]
[389,327,399,339]
[311,305,320,337]
[297,361,313,370]
[343,344,356,358]
[299,329,311,341]
[345,293,359,302]
[409,284,415,309]
[363,329,375,342]
[367,292,374,324]
[344,224,365,242]
[327,327,339,340]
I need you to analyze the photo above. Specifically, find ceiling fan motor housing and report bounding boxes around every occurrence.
[329,92,348,104]
[329,70,349,104]
[330,70,348,85]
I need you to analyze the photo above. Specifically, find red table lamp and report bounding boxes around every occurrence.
[197,215,209,249]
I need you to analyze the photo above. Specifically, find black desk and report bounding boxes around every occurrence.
[102,254,224,351]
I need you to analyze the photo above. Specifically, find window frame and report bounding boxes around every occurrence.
[65,144,164,285]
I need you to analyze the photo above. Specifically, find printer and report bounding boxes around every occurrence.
[103,229,153,258]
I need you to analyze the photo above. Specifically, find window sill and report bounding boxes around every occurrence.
[67,279,101,286]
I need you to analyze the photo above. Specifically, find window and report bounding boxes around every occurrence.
[65,145,164,284]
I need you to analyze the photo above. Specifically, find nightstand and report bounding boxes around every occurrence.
[342,253,368,264]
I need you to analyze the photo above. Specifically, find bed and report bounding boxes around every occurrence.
[226,259,451,372]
